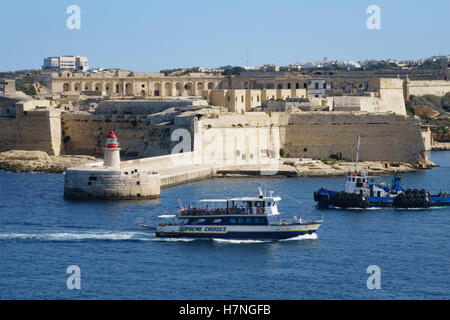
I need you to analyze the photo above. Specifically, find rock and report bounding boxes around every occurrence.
[0,150,101,173]
[411,104,440,119]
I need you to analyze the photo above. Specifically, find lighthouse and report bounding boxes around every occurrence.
[103,130,121,169]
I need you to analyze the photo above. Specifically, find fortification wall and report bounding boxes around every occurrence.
[0,110,61,155]
[406,80,450,97]
[275,112,424,163]
[61,114,188,158]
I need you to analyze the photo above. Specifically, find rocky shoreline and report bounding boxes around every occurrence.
[432,142,450,151]
[0,150,438,176]
[216,158,438,178]
[0,150,101,174]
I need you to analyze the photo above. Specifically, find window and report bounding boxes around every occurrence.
[296,83,299,89]
[245,218,252,224]
[213,219,222,224]
[287,83,291,89]
[237,218,244,224]
[230,218,237,224]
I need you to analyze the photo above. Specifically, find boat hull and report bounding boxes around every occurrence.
[316,188,450,209]
[156,224,321,240]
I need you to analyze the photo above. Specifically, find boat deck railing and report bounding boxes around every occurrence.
[178,207,266,217]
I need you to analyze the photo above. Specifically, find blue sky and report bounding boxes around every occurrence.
[0,0,449,72]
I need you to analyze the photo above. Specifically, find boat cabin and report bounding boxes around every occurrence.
[178,196,281,217]
[344,172,395,198]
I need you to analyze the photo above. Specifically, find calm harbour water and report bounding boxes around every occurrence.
[0,152,449,300]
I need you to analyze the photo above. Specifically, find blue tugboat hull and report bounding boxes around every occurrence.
[316,188,450,209]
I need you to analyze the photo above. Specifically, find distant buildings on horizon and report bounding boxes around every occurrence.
[40,54,449,75]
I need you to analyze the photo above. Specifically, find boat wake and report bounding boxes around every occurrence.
[280,233,318,241]
[213,238,270,244]
[0,231,154,242]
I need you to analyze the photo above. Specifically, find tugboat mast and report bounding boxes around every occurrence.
[355,136,360,173]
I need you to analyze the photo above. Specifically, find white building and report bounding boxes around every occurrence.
[42,55,88,72]
[307,79,330,98]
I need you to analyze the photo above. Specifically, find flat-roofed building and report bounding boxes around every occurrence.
[43,55,88,72]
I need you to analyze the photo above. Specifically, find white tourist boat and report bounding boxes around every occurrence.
[138,187,322,240]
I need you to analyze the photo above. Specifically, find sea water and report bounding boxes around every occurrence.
[0,152,449,299]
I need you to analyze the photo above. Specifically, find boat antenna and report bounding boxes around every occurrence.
[355,136,360,173]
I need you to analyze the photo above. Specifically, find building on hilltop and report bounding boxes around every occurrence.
[42,56,89,72]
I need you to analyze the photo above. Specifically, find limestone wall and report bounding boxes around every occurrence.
[406,80,450,97]
[275,112,424,163]
[61,114,188,158]
[0,109,61,156]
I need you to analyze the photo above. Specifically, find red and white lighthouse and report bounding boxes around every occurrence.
[103,130,121,169]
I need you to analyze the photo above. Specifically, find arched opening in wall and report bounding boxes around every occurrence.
[208,82,214,90]
[185,82,194,96]
[154,83,160,96]
[74,83,81,91]
[287,83,291,89]
[296,83,299,89]
[63,83,70,91]
[197,82,204,93]
[95,83,103,92]
[115,84,121,94]
[175,82,183,96]
[140,90,146,96]
[105,83,112,95]
[303,82,307,89]
[277,84,283,89]
[125,83,133,96]
[164,82,172,96]
[85,83,91,91]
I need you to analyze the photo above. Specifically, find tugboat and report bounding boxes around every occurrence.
[137,187,322,240]
[314,137,450,209]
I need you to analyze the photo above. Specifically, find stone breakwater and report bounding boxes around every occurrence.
[0,150,101,173]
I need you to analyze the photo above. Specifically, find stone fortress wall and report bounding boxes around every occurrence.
[3,74,447,169]
[404,79,450,98]
[61,114,187,158]
[0,97,61,156]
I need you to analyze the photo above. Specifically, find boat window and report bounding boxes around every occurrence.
[245,217,252,224]
[198,219,205,223]
[237,218,244,224]
[254,217,261,224]
[230,218,236,224]
[255,201,263,207]
[213,219,222,224]
[352,178,355,182]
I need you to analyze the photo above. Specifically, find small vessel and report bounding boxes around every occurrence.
[138,187,322,240]
[314,137,450,209]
